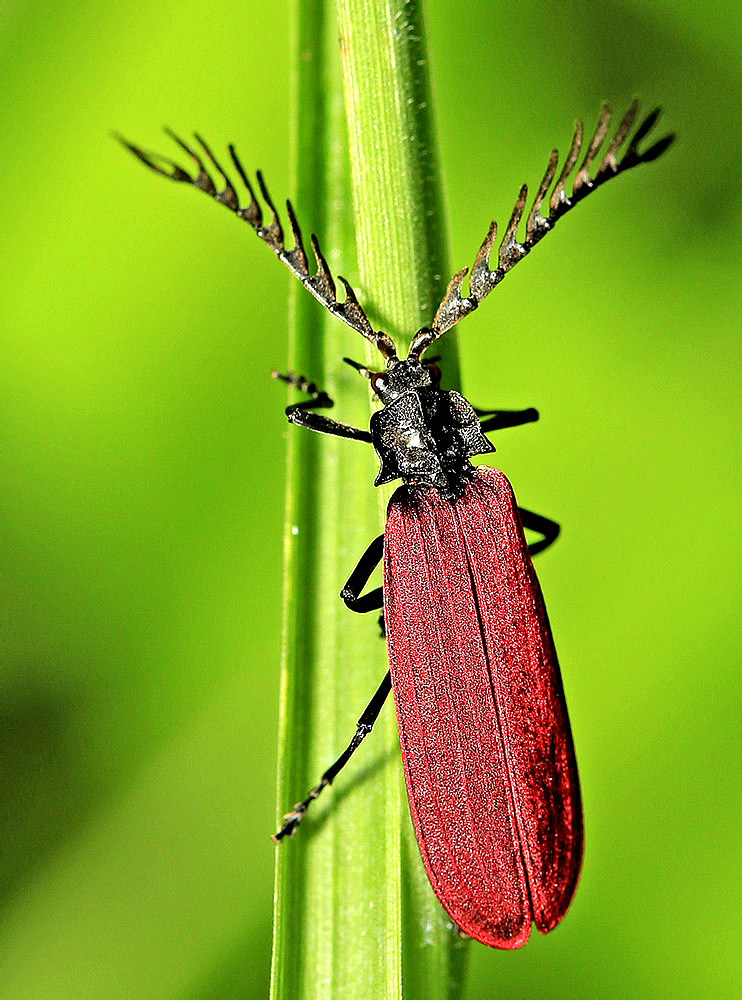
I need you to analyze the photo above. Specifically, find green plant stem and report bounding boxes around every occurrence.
[271,0,466,997]
[336,0,460,380]
[272,1,399,997]
[335,2,467,993]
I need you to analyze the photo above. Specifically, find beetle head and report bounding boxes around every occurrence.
[343,356,442,405]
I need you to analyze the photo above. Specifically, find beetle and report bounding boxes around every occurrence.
[118,100,673,947]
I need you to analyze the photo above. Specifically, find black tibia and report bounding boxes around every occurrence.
[340,534,384,614]
[519,506,560,556]
[475,406,539,433]
[272,671,393,841]
[272,370,372,443]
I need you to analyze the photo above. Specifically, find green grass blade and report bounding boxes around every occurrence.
[272,0,467,997]
[271,1,402,997]
[336,0,460,380]
[334,2,468,993]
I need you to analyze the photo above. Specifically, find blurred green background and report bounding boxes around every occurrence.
[0,0,739,997]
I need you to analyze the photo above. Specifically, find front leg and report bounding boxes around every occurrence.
[475,406,539,434]
[272,370,372,442]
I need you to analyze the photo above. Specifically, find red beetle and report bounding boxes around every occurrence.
[119,101,672,946]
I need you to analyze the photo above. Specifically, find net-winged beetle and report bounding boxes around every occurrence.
[119,100,673,947]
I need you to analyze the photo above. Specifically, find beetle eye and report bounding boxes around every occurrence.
[426,364,441,383]
[371,374,387,395]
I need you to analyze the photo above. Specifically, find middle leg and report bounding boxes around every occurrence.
[519,506,560,556]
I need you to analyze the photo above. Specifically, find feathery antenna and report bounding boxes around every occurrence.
[115,130,398,361]
[407,101,675,360]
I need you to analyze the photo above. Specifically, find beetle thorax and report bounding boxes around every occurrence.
[368,360,494,500]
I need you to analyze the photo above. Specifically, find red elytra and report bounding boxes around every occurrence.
[383,466,582,947]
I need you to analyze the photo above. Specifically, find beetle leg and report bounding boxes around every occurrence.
[476,407,539,433]
[518,506,560,556]
[340,534,384,613]
[273,535,388,840]
[272,670,392,841]
[273,370,372,442]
